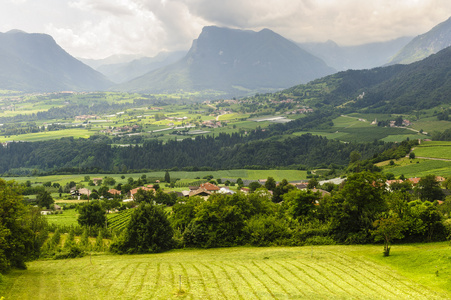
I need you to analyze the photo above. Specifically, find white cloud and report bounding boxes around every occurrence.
[2,0,451,58]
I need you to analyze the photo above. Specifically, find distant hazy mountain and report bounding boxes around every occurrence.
[299,37,412,71]
[0,30,112,92]
[389,17,451,65]
[115,26,335,95]
[96,51,186,83]
[79,54,143,70]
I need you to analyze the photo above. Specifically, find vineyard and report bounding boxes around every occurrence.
[1,245,449,299]
[107,209,135,232]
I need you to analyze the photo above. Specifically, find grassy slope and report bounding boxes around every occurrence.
[0,244,449,299]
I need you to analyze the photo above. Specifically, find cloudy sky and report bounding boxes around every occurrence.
[2,0,451,59]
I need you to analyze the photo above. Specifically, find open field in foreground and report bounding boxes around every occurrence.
[1,244,450,299]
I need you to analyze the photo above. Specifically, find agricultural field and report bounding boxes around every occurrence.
[412,141,451,160]
[1,244,450,299]
[0,128,93,142]
[380,158,451,178]
[379,141,451,178]
[299,115,428,143]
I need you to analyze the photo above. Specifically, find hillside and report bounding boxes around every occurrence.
[390,17,451,65]
[0,30,112,92]
[115,26,335,96]
[272,45,451,114]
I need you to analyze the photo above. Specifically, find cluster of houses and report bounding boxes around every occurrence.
[285,108,314,115]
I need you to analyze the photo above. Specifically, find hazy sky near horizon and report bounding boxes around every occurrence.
[2,0,451,59]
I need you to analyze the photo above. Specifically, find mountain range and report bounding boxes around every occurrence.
[1,16,451,96]
[299,37,412,71]
[114,26,335,95]
[0,30,112,92]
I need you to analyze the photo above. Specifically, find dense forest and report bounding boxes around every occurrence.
[0,132,394,175]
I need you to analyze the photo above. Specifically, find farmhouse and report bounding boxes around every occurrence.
[130,186,155,200]
[108,189,121,196]
[188,182,220,197]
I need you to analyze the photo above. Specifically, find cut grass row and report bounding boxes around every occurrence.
[1,244,449,299]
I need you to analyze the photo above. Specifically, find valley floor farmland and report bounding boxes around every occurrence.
[1,245,449,299]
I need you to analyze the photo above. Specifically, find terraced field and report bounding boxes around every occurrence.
[1,245,448,299]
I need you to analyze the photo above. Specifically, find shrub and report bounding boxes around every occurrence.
[243,215,291,246]
[110,203,173,254]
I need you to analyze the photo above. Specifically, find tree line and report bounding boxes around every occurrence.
[0,133,394,175]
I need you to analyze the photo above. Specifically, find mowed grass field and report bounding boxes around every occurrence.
[1,244,450,299]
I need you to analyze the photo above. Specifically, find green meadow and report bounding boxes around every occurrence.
[2,169,307,186]
[1,243,450,299]
[0,128,93,142]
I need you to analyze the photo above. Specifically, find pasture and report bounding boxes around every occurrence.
[1,244,449,299]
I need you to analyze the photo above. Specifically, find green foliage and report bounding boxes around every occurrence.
[243,215,291,246]
[325,172,387,243]
[110,203,173,254]
[164,170,170,183]
[264,176,276,191]
[36,190,54,209]
[272,179,295,203]
[415,174,445,202]
[283,189,321,220]
[372,215,406,256]
[77,202,106,227]
[0,179,35,272]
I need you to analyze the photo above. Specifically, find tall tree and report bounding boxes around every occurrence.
[326,172,387,243]
[36,190,54,209]
[372,215,406,256]
[164,170,171,183]
[415,175,444,202]
[264,177,276,191]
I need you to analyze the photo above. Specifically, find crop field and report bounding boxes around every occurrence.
[381,134,425,142]
[411,119,451,133]
[413,141,451,160]
[0,128,93,142]
[299,116,427,143]
[1,244,449,299]
[107,209,134,231]
[381,158,451,178]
